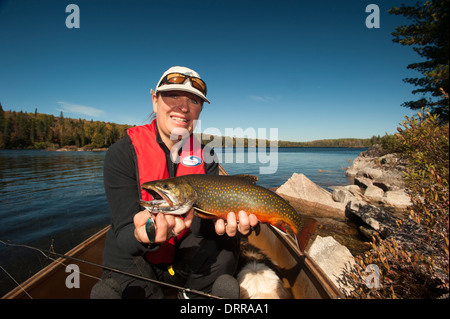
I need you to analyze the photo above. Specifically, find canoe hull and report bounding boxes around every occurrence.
[2,227,108,299]
[2,224,342,299]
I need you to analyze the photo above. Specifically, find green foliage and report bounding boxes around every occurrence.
[0,108,133,150]
[347,110,449,298]
[398,110,449,244]
[379,133,404,154]
[389,0,449,121]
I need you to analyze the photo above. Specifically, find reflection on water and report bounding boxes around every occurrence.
[0,150,110,296]
[0,150,109,244]
[219,147,360,190]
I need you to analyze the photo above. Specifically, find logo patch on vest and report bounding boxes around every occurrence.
[181,155,203,167]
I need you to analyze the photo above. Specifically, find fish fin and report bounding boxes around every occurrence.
[273,219,317,252]
[275,221,296,239]
[270,223,300,250]
[296,218,318,252]
[232,174,258,184]
[193,207,218,219]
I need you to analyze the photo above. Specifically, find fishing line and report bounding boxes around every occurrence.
[0,239,223,299]
[269,225,300,251]
[0,265,33,299]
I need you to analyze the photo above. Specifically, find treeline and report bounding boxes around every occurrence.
[0,104,133,150]
[277,137,379,148]
[1,104,382,150]
[198,136,378,148]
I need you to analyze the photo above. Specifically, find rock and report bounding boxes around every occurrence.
[380,153,399,166]
[354,176,373,189]
[276,173,346,218]
[346,184,363,195]
[345,145,385,178]
[345,203,398,238]
[358,225,381,242]
[276,193,346,220]
[332,188,353,203]
[381,190,412,209]
[332,185,366,205]
[360,167,384,180]
[346,202,425,241]
[364,185,385,203]
[277,173,334,204]
[346,200,366,214]
[372,181,389,192]
[307,235,355,296]
[372,171,406,191]
[344,201,447,284]
[345,145,412,210]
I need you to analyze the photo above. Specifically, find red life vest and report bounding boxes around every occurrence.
[127,120,205,264]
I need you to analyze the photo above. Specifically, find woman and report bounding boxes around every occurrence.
[94,66,258,299]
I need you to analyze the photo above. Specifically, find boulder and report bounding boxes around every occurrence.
[277,173,335,204]
[332,185,366,204]
[345,202,398,238]
[381,190,412,209]
[354,176,373,189]
[372,170,406,191]
[359,167,383,180]
[345,202,424,241]
[380,153,400,166]
[307,235,355,296]
[276,173,346,219]
[332,188,353,204]
[364,185,385,203]
[345,145,411,210]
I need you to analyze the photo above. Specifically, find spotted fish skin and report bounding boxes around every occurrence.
[182,175,304,232]
[141,174,317,250]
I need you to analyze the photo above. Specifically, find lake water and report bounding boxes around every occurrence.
[0,147,366,295]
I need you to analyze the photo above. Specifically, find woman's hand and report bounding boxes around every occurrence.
[214,211,259,237]
[134,208,194,244]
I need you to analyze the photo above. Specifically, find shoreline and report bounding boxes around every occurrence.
[54,146,108,152]
[1,145,368,152]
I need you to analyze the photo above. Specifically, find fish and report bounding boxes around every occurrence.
[139,174,317,251]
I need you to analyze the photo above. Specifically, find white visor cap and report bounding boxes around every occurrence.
[154,66,210,103]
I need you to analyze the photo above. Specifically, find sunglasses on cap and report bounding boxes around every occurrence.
[158,72,207,96]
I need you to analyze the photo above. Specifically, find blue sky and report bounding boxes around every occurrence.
[0,0,421,142]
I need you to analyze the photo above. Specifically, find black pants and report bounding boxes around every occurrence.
[92,218,240,299]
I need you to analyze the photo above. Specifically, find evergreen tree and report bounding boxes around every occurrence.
[389,0,449,121]
[0,102,4,134]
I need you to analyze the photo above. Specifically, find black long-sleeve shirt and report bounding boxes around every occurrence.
[102,129,219,270]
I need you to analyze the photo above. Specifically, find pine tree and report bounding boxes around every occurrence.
[389,0,449,121]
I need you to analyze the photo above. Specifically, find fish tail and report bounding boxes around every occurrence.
[295,218,318,252]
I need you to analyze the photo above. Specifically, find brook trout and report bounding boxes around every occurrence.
[139,174,317,251]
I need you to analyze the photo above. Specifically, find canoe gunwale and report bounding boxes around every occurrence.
[1,226,109,299]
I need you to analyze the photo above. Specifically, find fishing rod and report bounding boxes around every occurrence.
[0,239,223,299]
